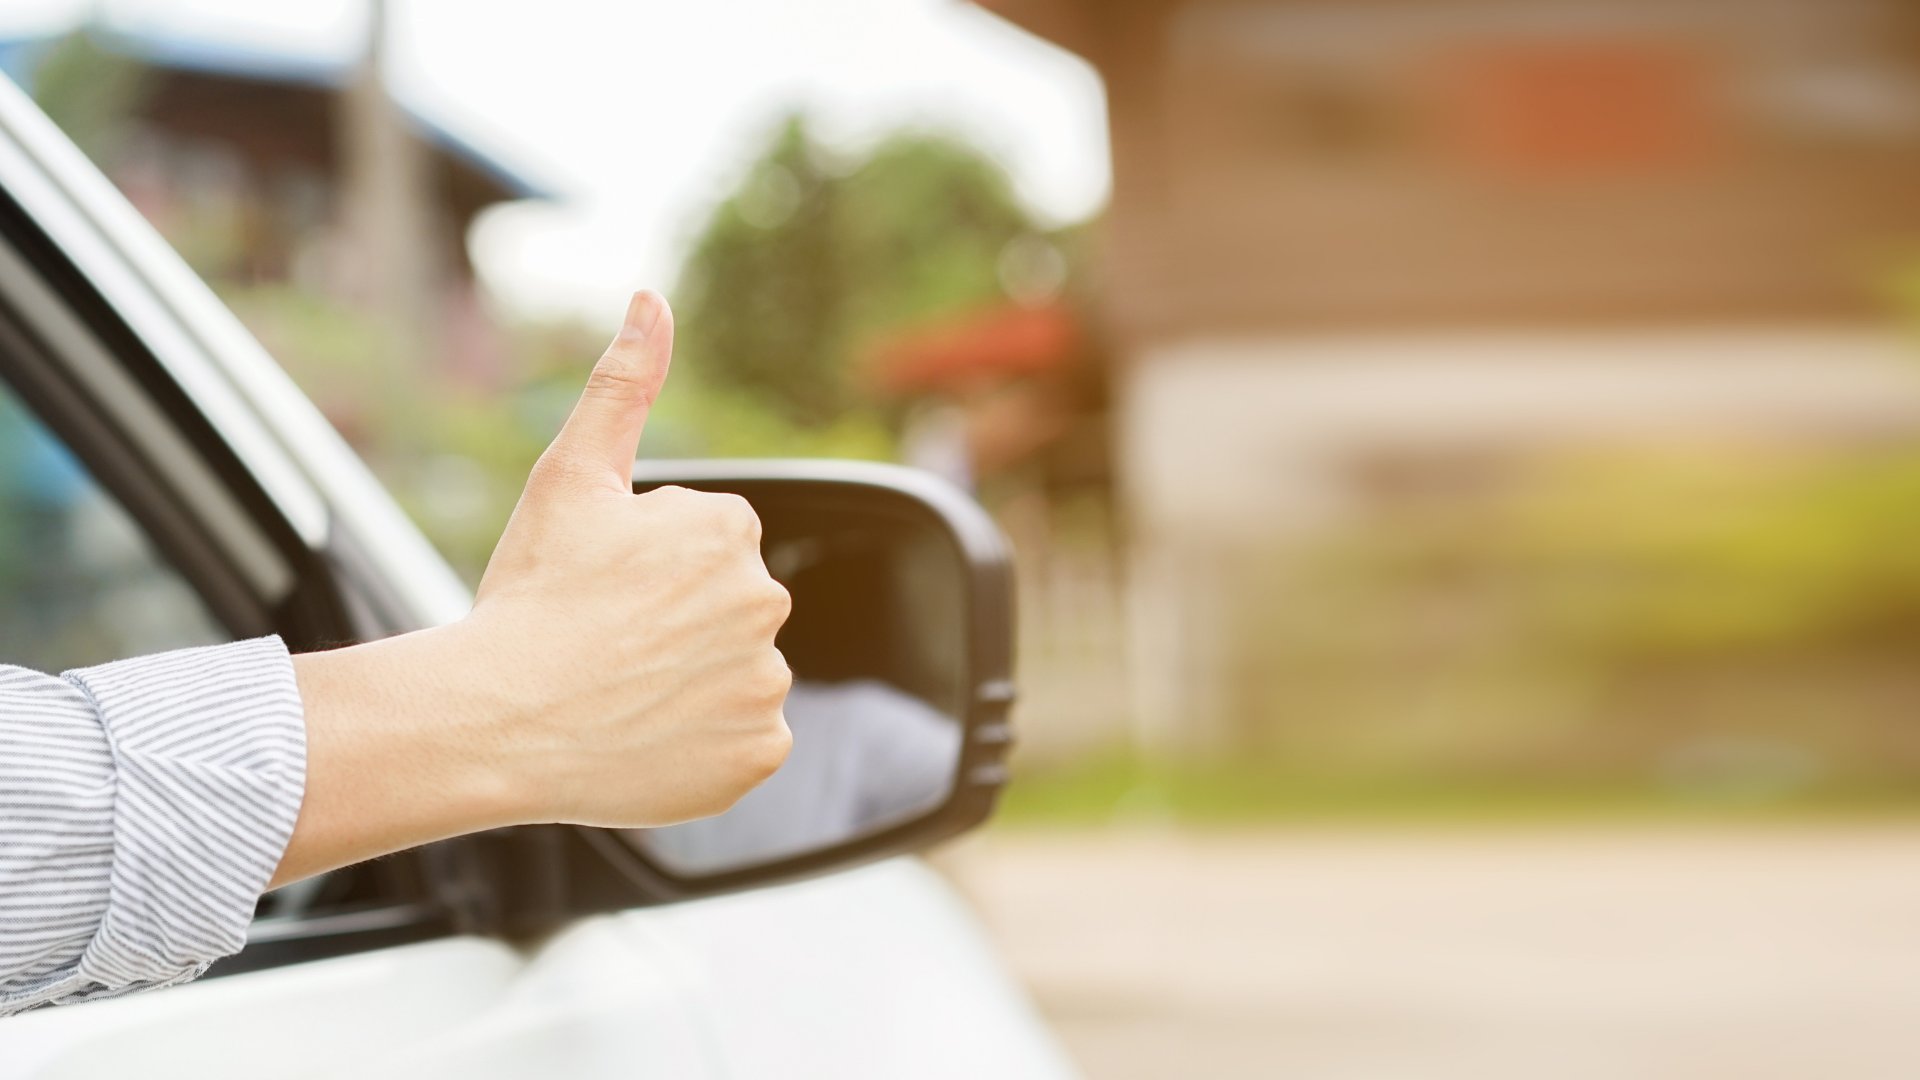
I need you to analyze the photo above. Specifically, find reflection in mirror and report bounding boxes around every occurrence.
[623,490,968,876]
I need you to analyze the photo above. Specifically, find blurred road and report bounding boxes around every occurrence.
[946,826,1920,1080]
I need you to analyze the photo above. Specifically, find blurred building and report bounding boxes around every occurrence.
[981,0,1920,750]
[0,25,552,382]
[866,301,1127,759]
[867,300,1106,485]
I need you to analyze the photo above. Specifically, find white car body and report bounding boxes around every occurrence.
[6,861,1072,1079]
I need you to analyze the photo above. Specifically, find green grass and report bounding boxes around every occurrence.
[995,751,1920,828]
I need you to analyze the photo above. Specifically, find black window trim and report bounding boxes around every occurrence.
[0,211,292,640]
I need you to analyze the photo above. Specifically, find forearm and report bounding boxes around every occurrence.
[273,624,530,888]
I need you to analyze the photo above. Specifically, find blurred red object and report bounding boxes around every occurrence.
[867,302,1083,398]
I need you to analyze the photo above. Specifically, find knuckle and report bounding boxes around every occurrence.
[701,789,745,818]
[761,578,793,624]
[702,712,792,816]
[740,647,790,705]
[746,718,793,780]
[714,493,761,541]
[583,349,660,405]
[741,575,789,626]
[647,489,760,545]
[685,491,755,532]
[761,648,794,697]
[633,483,690,511]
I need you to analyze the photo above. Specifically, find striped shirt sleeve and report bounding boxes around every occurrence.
[0,636,305,1016]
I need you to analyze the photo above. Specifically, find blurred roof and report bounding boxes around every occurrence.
[868,302,1082,396]
[0,25,555,202]
[972,0,1092,57]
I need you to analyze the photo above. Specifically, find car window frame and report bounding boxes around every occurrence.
[0,178,473,975]
[0,191,319,640]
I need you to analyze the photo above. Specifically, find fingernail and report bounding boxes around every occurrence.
[624,290,666,340]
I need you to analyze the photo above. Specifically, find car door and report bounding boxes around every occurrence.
[0,71,1072,1080]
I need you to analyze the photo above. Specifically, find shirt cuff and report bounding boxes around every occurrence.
[64,636,306,990]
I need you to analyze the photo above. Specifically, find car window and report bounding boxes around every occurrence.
[0,378,225,672]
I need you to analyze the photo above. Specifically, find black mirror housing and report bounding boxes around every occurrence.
[558,458,1017,907]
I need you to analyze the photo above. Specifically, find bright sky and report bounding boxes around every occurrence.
[0,0,1110,321]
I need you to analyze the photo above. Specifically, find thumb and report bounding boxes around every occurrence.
[544,290,674,488]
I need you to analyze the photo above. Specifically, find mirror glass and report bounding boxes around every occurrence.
[621,485,969,876]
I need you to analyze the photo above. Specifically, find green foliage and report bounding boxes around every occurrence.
[1499,450,1920,656]
[215,289,903,584]
[1338,448,1920,662]
[1215,444,1920,796]
[221,285,536,577]
[671,116,1041,427]
[638,378,896,462]
[997,749,1920,826]
[28,31,149,163]
[204,116,1052,584]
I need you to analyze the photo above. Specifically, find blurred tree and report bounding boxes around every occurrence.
[28,30,149,164]
[671,116,1041,426]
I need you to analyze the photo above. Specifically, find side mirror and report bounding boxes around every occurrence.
[571,459,1016,901]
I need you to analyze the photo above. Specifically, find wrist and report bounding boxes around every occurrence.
[387,620,543,828]
[274,624,536,886]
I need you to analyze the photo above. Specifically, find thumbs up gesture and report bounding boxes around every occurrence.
[467,290,793,828]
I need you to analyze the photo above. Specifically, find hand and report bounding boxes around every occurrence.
[276,291,792,885]
[467,289,793,827]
